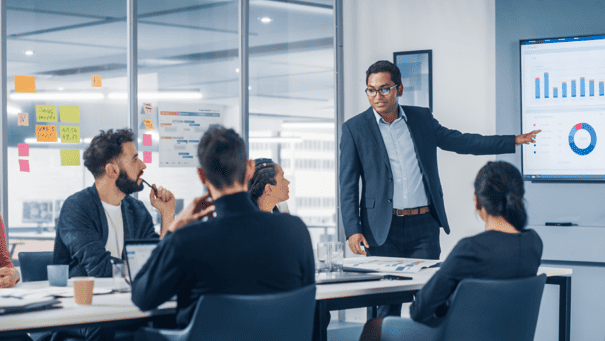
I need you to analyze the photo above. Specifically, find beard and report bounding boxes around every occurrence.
[115,169,144,195]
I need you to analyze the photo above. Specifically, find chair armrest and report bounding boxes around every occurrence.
[134,326,187,341]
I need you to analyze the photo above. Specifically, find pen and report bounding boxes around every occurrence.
[141,179,157,194]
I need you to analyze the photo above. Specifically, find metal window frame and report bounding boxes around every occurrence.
[1,0,7,241]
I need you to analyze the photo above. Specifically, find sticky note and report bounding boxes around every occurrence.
[18,143,29,157]
[36,105,57,122]
[143,151,152,163]
[15,76,36,93]
[18,113,29,126]
[143,103,153,115]
[92,75,102,87]
[143,134,152,146]
[60,149,80,166]
[59,106,80,123]
[19,160,30,172]
[142,119,154,129]
[36,125,57,142]
[60,126,80,143]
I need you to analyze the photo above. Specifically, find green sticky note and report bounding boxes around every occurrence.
[59,106,80,123]
[60,149,80,166]
[60,126,80,143]
[36,105,57,122]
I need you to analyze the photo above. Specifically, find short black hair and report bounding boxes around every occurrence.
[366,60,402,87]
[197,125,248,190]
[83,129,135,178]
[474,161,527,231]
[248,158,277,204]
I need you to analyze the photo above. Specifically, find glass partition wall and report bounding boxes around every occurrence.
[3,0,337,265]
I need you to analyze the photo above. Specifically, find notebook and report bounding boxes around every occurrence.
[315,272,384,285]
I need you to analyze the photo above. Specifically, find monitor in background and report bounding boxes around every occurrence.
[22,201,53,224]
[124,240,159,283]
[521,34,605,181]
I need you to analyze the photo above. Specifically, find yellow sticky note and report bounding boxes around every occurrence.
[60,149,80,166]
[36,105,57,122]
[92,75,102,87]
[36,125,57,142]
[15,76,36,93]
[142,119,154,129]
[60,106,80,123]
[60,126,80,143]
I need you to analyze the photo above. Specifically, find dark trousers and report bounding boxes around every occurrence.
[367,212,441,318]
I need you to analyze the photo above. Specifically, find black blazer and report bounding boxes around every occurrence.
[339,106,515,246]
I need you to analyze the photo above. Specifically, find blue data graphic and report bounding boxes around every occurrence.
[569,123,597,155]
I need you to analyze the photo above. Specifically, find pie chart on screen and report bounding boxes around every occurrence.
[568,123,596,155]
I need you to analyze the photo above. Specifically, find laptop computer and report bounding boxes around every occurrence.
[315,271,384,285]
[124,239,160,284]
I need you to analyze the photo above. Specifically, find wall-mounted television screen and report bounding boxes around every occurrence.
[521,34,605,181]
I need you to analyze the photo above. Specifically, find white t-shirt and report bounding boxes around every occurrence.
[101,201,124,258]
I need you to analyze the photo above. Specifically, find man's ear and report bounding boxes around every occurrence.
[397,84,403,96]
[105,162,119,179]
[197,167,207,185]
[245,159,256,182]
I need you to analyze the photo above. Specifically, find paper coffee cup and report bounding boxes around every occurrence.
[73,277,95,305]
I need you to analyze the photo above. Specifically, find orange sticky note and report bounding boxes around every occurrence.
[18,143,29,157]
[92,75,102,87]
[15,76,36,93]
[19,160,30,172]
[143,103,153,115]
[18,113,29,126]
[143,151,152,163]
[142,119,154,129]
[36,125,57,142]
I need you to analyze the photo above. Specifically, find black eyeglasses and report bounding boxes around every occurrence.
[365,84,398,97]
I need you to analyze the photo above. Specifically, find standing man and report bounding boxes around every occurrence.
[340,60,539,317]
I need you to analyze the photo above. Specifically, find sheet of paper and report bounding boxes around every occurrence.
[143,134,152,146]
[18,113,29,126]
[142,119,154,129]
[59,106,80,123]
[92,75,102,87]
[18,143,29,157]
[343,257,441,274]
[36,125,57,142]
[19,160,30,172]
[36,105,57,123]
[14,76,36,93]
[143,151,152,163]
[60,149,80,166]
[143,103,153,115]
[60,126,80,143]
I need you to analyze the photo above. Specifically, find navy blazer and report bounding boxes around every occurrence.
[339,106,515,246]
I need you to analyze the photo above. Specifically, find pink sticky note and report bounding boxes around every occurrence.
[18,143,29,157]
[19,159,30,172]
[143,151,152,163]
[143,134,152,146]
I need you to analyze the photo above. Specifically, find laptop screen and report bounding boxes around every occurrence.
[124,240,159,283]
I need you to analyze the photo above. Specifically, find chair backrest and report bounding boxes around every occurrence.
[18,251,54,282]
[183,284,316,341]
[437,274,547,341]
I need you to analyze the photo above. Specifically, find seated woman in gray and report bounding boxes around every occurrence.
[248,158,290,213]
[359,161,543,340]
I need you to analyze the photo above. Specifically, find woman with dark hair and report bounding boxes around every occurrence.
[358,161,543,340]
[248,158,290,213]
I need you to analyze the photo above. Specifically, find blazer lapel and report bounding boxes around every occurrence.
[363,108,392,171]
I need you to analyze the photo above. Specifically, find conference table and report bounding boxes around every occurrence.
[0,266,572,341]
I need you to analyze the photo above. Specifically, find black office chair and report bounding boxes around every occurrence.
[381,274,547,341]
[135,284,317,341]
[18,251,54,282]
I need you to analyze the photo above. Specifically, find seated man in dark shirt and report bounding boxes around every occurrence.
[359,161,543,340]
[52,128,175,341]
[131,125,315,329]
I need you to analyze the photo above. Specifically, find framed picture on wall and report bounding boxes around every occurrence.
[393,50,433,112]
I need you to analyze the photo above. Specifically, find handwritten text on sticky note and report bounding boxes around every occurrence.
[19,160,30,172]
[142,119,154,129]
[92,75,102,87]
[36,125,57,142]
[143,151,152,163]
[143,134,152,146]
[60,106,80,123]
[18,113,29,126]
[18,143,29,157]
[15,76,36,93]
[143,103,153,115]
[60,126,80,143]
[60,149,80,166]
[36,105,57,122]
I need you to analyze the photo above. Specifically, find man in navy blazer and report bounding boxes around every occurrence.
[340,60,539,317]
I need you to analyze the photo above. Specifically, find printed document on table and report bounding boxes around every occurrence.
[343,256,440,273]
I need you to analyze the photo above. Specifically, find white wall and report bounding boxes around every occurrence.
[343,0,497,259]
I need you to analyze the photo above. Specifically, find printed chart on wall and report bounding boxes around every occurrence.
[158,104,223,167]
[521,34,605,180]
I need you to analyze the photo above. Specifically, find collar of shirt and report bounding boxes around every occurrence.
[213,191,260,217]
[373,105,407,125]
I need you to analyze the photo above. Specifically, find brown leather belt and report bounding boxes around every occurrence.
[393,206,430,217]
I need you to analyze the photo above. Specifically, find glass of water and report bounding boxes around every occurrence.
[329,242,344,273]
[316,242,332,273]
[112,260,130,293]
